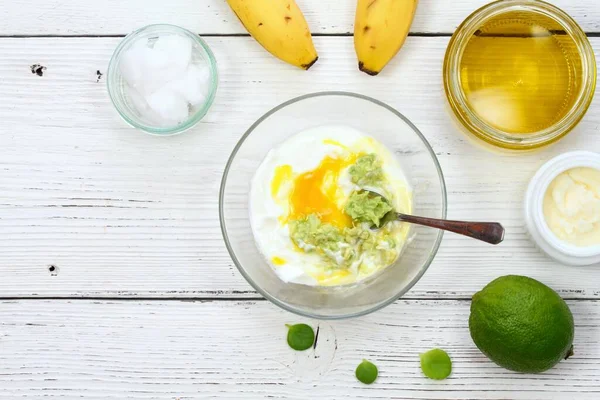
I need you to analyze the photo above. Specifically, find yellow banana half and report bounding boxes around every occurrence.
[226,0,318,70]
[354,0,419,75]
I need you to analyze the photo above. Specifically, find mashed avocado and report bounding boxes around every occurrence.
[288,153,401,274]
[289,214,342,253]
[289,215,355,266]
[289,213,397,269]
[349,154,385,187]
[345,191,393,227]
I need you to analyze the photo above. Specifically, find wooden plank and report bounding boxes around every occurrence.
[1,0,599,36]
[0,299,598,399]
[0,36,599,299]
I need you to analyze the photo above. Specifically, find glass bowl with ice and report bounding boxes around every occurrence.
[107,24,218,135]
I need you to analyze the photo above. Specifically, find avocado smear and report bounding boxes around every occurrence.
[289,214,343,254]
[349,154,385,186]
[289,215,397,268]
[345,191,393,227]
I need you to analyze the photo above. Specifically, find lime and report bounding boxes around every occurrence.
[469,275,574,373]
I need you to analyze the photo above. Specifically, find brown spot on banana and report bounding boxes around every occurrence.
[358,61,379,76]
[367,0,378,9]
[363,25,370,34]
[302,56,319,70]
[285,16,292,23]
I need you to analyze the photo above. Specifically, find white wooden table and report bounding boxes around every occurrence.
[1,1,599,398]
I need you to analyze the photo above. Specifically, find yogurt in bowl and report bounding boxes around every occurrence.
[250,125,412,286]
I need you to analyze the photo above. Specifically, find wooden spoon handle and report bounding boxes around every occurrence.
[396,214,505,245]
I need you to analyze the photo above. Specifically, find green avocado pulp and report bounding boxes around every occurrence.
[345,191,392,227]
[288,153,400,272]
[349,154,385,186]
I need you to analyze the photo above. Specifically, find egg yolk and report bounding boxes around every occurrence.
[322,139,349,150]
[271,256,286,266]
[287,155,357,228]
[271,165,293,198]
[315,269,352,285]
[270,147,361,229]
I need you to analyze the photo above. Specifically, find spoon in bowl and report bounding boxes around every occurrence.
[362,190,505,245]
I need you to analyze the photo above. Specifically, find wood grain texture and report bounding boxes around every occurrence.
[1,0,599,36]
[0,299,598,399]
[0,36,599,299]
[3,2,600,398]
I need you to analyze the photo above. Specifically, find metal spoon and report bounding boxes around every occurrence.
[363,190,505,245]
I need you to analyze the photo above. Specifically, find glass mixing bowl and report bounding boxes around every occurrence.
[220,92,446,319]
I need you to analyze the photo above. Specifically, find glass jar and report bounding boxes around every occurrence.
[443,0,596,151]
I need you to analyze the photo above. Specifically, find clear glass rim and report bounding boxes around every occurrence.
[219,91,448,320]
[443,0,597,150]
[106,24,219,136]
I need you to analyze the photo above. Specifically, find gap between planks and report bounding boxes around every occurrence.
[0,32,453,39]
[0,296,596,302]
[0,32,598,38]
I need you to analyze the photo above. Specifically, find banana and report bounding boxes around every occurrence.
[226,0,318,70]
[354,0,419,75]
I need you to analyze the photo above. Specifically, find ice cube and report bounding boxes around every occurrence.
[143,46,171,71]
[127,86,149,113]
[145,87,190,126]
[167,64,211,106]
[153,34,193,75]
[119,40,151,88]
[126,86,159,124]
[140,51,179,95]
[120,36,188,96]
[118,34,205,126]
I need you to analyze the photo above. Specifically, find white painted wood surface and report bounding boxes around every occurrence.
[2,0,600,35]
[1,299,599,399]
[1,0,599,398]
[0,36,599,299]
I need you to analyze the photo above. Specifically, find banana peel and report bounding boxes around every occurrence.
[226,0,318,70]
[354,0,419,75]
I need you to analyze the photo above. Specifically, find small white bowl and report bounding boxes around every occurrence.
[524,151,600,266]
